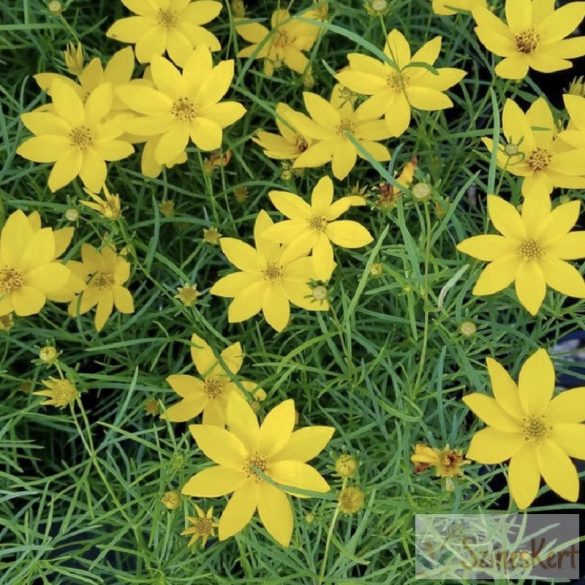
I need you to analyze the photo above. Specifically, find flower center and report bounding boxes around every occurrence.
[192,517,213,535]
[0,266,23,293]
[515,29,539,54]
[69,126,93,150]
[244,453,269,480]
[518,239,542,260]
[309,216,328,232]
[51,380,77,405]
[171,97,198,122]
[522,415,550,441]
[336,118,355,137]
[295,135,308,152]
[273,30,289,49]
[527,147,551,171]
[203,378,223,399]
[92,271,114,289]
[262,263,283,282]
[387,72,408,93]
[158,8,178,29]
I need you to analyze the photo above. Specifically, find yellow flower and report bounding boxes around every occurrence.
[473,0,585,79]
[106,0,222,65]
[253,103,314,161]
[464,349,585,508]
[0,210,72,317]
[335,454,358,478]
[287,85,393,180]
[182,394,334,546]
[161,490,182,510]
[411,444,469,477]
[33,377,78,408]
[559,94,585,149]
[80,185,122,220]
[175,283,200,307]
[68,244,134,332]
[338,486,365,514]
[39,345,59,364]
[63,42,84,75]
[181,505,218,547]
[457,192,585,315]
[262,176,373,280]
[236,9,320,76]
[210,211,329,332]
[164,333,264,425]
[17,81,134,192]
[203,226,221,245]
[375,157,416,209]
[116,46,246,168]
[432,0,485,16]
[336,30,465,138]
[482,97,585,198]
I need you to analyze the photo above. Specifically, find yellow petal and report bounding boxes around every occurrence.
[487,194,525,240]
[384,29,411,68]
[258,399,295,458]
[182,466,246,497]
[313,233,335,281]
[218,480,258,540]
[472,256,519,295]
[17,136,68,162]
[85,82,114,125]
[210,272,260,297]
[546,232,585,260]
[536,2,585,44]
[236,21,268,43]
[327,220,373,249]
[269,460,330,494]
[190,334,216,376]
[52,80,85,127]
[94,290,114,331]
[457,235,516,261]
[116,84,173,116]
[407,87,453,111]
[463,393,521,432]
[384,95,411,137]
[12,286,46,316]
[336,70,385,95]
[546,388,585,424]
[155,126,190,165]
[540,200,580,244]
[0,210,34,266]
[26,263,69,293]
[196,59,234,108]
[466,427,524,463]
[495,54,530,80]
[508,443,540,509]
[220,341,243,375]
[20,112,70,136]
[311,176,334,214]
[257,481,293,547]
[518,348,554,416]
[220,238,263,272]
[269,191,312,220]
[135,25,168,63]
[536,439,579,502]
[521,189,551,238]
[539,256,585,298]
[203,102,246,129]
[262,286,290,332]
[167,374,205,398]
[273,426,335,462]
[227,281,265,323]
[514,260,546,315]
[505,0,532,33]
[293,141,336,169]
[113,286,134,313]
[226,391,260,451]
[48,149,83,192]
[164,398,205,422]
[107,15,156,42]
[189,424,248,468]
[303,92,340,129]
[486,357,524,418]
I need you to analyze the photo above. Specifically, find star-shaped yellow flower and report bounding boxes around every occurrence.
[336,29,466,137]
[559,93,585,149]
[164,334,264,425]
[482,97,585,198]
[457,192,585,315]
[464,349,585,509]
[262,176,373,280]
[210,210,328,332]
[182,393,334,546]
[107,0,222,65]
[472,0,585,79]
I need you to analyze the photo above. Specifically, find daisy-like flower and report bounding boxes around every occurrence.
[464,349,585,508]
[0,210,72,317]
[457,192,585,315]
[106,0,222,65]
[410,444,469,477]
[33,377,78,408]
[336,29,466,138]
[262,176,373,280]
[116,46,246,168]
[164,333,264,425]
[236,8,321,76]
[80,185,122,220]
[559,94,585,149]
[67,244,134,332]
[482,97,585,198]
[432,0,485,16]
[253,103,314,161]
[182,393,334,547]
[473,0,585,80]
[210,210,329,332]
[181,506,218,547]
[17,81,134,193]
[287,85,393,180]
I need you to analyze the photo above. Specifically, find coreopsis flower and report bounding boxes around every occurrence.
[63,42,84,75]
[33,377,78,408]
[80,185,122,220]
[116,46,246,168]
[411,444,469,477]
[17,81,134,192]
[164,333,264,425]
[336,29,466,137]
[432,0,485,16]
[67,244,134,332]
[482,98,585,198]
[0,210,72,317]
[203,227,221,245]
[253,103,314,161]
[39,345,59,364]
[182,394,334,546]
[236,9,321,76]
[473,0,585,80]
[457,192,585,315]
[287,86,393,180]
[338,487,365,514]
[465,349,585,508]
[262,176,373,280]
[175,283,200,307]
[210,211,329,332]
[181,506,218,547]
[106,0,222,65]
[559,94,585,149]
